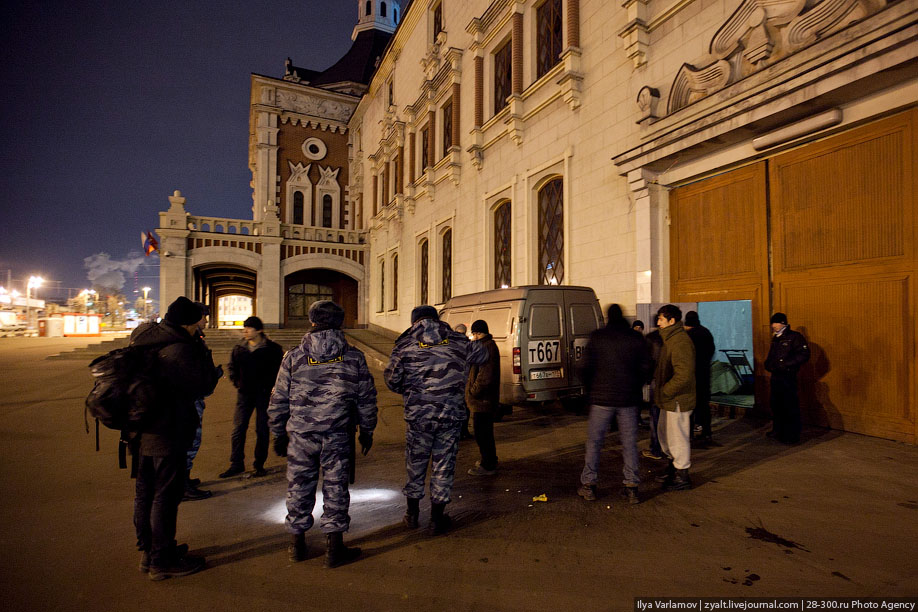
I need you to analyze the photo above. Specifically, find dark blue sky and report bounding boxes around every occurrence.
[0,1,356,304]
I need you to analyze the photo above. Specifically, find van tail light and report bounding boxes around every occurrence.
[512,347,521,375]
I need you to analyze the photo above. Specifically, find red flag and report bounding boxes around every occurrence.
[143,231,159,256]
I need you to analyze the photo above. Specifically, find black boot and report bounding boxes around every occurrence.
[620,485,641,505]
[288,533,307,562]
[324,532,361,568]
[404,497,420,529]
[655,461,675,486]
[663,468,692,491]
[429,502,452,535]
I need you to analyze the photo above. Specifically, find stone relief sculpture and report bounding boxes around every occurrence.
[288,162,312,186]
[317,165,341,188]
[276,91,354,122]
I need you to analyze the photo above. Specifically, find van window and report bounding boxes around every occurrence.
[570,304,599,336]
[529,304,561,338]
[476,306,511,339]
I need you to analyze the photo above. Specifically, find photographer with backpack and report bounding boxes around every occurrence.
[128,296,221,580]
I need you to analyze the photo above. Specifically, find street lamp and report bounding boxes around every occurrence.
[142,287,151,321]
[26,276,43,331]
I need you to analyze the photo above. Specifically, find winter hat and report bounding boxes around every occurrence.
[454,323,467,334]
[470,319,489,334]
[309,300,345,330]
[770,312,788,325]
[411,305,438,324]
[243,316,264,331]
[684,311,700,327]
[194,302,210,317]
[165,296,202,326]
[606,304,628,329]
[632,320,645,330]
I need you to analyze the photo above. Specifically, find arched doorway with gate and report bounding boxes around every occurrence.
[193,263,257,329]
[285,268,358,328]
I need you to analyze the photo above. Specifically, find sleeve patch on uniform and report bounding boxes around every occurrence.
[418,339,449,348]
[307,355,344,365]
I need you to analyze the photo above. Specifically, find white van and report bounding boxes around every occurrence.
[439,286,603,406]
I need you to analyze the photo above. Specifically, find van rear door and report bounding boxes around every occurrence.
[565,293,603,388]
[524,296,566,392]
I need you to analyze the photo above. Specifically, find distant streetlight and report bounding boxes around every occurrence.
[26,276,44,331]
[142,287,151,320]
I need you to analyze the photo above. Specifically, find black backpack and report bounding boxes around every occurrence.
[85,343,165,472]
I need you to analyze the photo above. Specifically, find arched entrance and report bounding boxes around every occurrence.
[285,268,358,328]
[193,263,257,328]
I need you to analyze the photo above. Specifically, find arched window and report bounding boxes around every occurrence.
[442,229,452,302]
[366,1,372,16]
[538,178,563,285]
[322,194,333,228]
[391,254,398,311]
[419,239,429,305]
[380,2,387,17]
[293,191,304,225]
[494,201,511,288]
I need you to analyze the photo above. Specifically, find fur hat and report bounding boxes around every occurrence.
[411,305,438,324]
[309,300,344,330]
[243,316,263,331]
[164,296,202,326]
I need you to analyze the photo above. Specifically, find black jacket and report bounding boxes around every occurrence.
[129,321,220,456]
[229,335,284,394]
[765,328,810,376]
[580,324,653,407]
[687,324,716,390]
[465,334,500,413]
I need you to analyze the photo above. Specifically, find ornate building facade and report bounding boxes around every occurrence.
[159,0,918,442]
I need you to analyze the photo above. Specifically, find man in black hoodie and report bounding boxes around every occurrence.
[130,296,221,580]
[577,304,653,504]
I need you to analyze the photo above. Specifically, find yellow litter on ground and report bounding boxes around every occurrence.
[531,494,548,502]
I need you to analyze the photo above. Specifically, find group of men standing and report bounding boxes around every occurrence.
[125,295,808,580]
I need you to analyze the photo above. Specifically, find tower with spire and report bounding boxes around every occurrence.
[353,0,402,39]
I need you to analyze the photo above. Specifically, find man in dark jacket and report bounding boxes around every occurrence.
[465,319,501,476]
[764,312,810,444]
[385,305,488,534]
[130,296,220,580]
[577,305,652,503]
[684,311,715,444]
[220,316,284,478]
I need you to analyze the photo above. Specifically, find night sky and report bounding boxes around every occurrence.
[0,1,356,306]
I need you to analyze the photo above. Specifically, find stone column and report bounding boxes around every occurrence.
[567,0,580,48]
[451,84,461,148]
[427,110,436,168]
[253,111,279,222]
[157,190,191,308]
[474,56,483,128]
[396,146,405,194]
[512,12,523,95]
[629,169,665,304]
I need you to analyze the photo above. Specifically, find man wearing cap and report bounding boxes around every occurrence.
[220,316,283,478]
[129,296,221,580]
[183,302,221,501]
[765,312,810,444]
[385,306,488,534]
[268,301,377,568]
[465,319,501,476]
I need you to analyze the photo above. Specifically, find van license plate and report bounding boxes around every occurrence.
[530,369,562,380]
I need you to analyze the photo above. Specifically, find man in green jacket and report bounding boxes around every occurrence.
[653,304,696,491]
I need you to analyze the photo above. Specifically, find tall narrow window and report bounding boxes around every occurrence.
[537,0,563,79]
[494,201,512,288]
[378,259,385,313]
[538,178,564,285]
[380,2,387,17]
[293,191,304,225]
[322,194,333,228]
[493,39,512,114]
[366,1,372,16]
[388,80,394,107]
[441,99,453,159]
[391,254,398,311]
[433,2,443,41]
[420,239,429,305]
[394,8,398,22]
[442,229,452,302]
[420,126,430,172]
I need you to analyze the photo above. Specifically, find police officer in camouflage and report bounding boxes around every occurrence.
[267,300,377,568]
[385,305,488,534]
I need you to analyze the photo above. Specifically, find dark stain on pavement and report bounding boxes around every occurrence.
[832,571,852,581]
[480,558,489,563]
[743,573,761,586]
[897,502,918,510]
[745,526,809,551]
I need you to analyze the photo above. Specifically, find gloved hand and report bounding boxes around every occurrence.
[358,430,373,456]
[273,433,289,457]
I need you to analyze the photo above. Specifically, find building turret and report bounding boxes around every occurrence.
[352,0,401,39]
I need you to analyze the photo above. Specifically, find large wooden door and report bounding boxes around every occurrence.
[769,110,917,442]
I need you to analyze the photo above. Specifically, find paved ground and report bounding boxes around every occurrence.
[1,335,916,611]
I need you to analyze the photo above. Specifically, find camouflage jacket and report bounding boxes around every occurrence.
[268,329,377,436]
[384,319,489,422]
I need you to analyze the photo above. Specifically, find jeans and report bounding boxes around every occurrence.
[229,390,270,470]
[134,453,186,567]
[581,405,640,487]
[472,411,498,470]
[186,398,206,473]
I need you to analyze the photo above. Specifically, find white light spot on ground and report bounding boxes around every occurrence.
[263,488,400,524]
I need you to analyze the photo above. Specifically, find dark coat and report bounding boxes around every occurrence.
[687,324,715,392]
[465,334,501,413]
[229,335,284,395]
[765,328,810,377]
[129,320,220,456]
[579,323,652,407]
[653,322,696,412]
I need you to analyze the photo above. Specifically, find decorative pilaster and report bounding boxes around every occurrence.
[451,83,461,148]
[629,169,664,304]
[511,12,523,95]
[619,0,650,70]
[474,55,483,128]
[567,0,580,48]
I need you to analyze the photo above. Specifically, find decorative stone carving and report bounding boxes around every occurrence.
[275,91,353,122]
[668,61,732,113]
[317,166,341,188]
[636,86,661,124]
[302,137,327,160]
[786,0,874,51]
[288,162,312,186]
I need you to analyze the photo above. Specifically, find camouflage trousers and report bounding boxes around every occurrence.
[403,419,461,504]
[286,430,351,535]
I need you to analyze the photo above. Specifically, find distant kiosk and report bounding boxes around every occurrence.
[61,313,102,337]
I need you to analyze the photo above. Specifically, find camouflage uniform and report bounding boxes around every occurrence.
[385,318,488,503]
[268,329,377,534]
